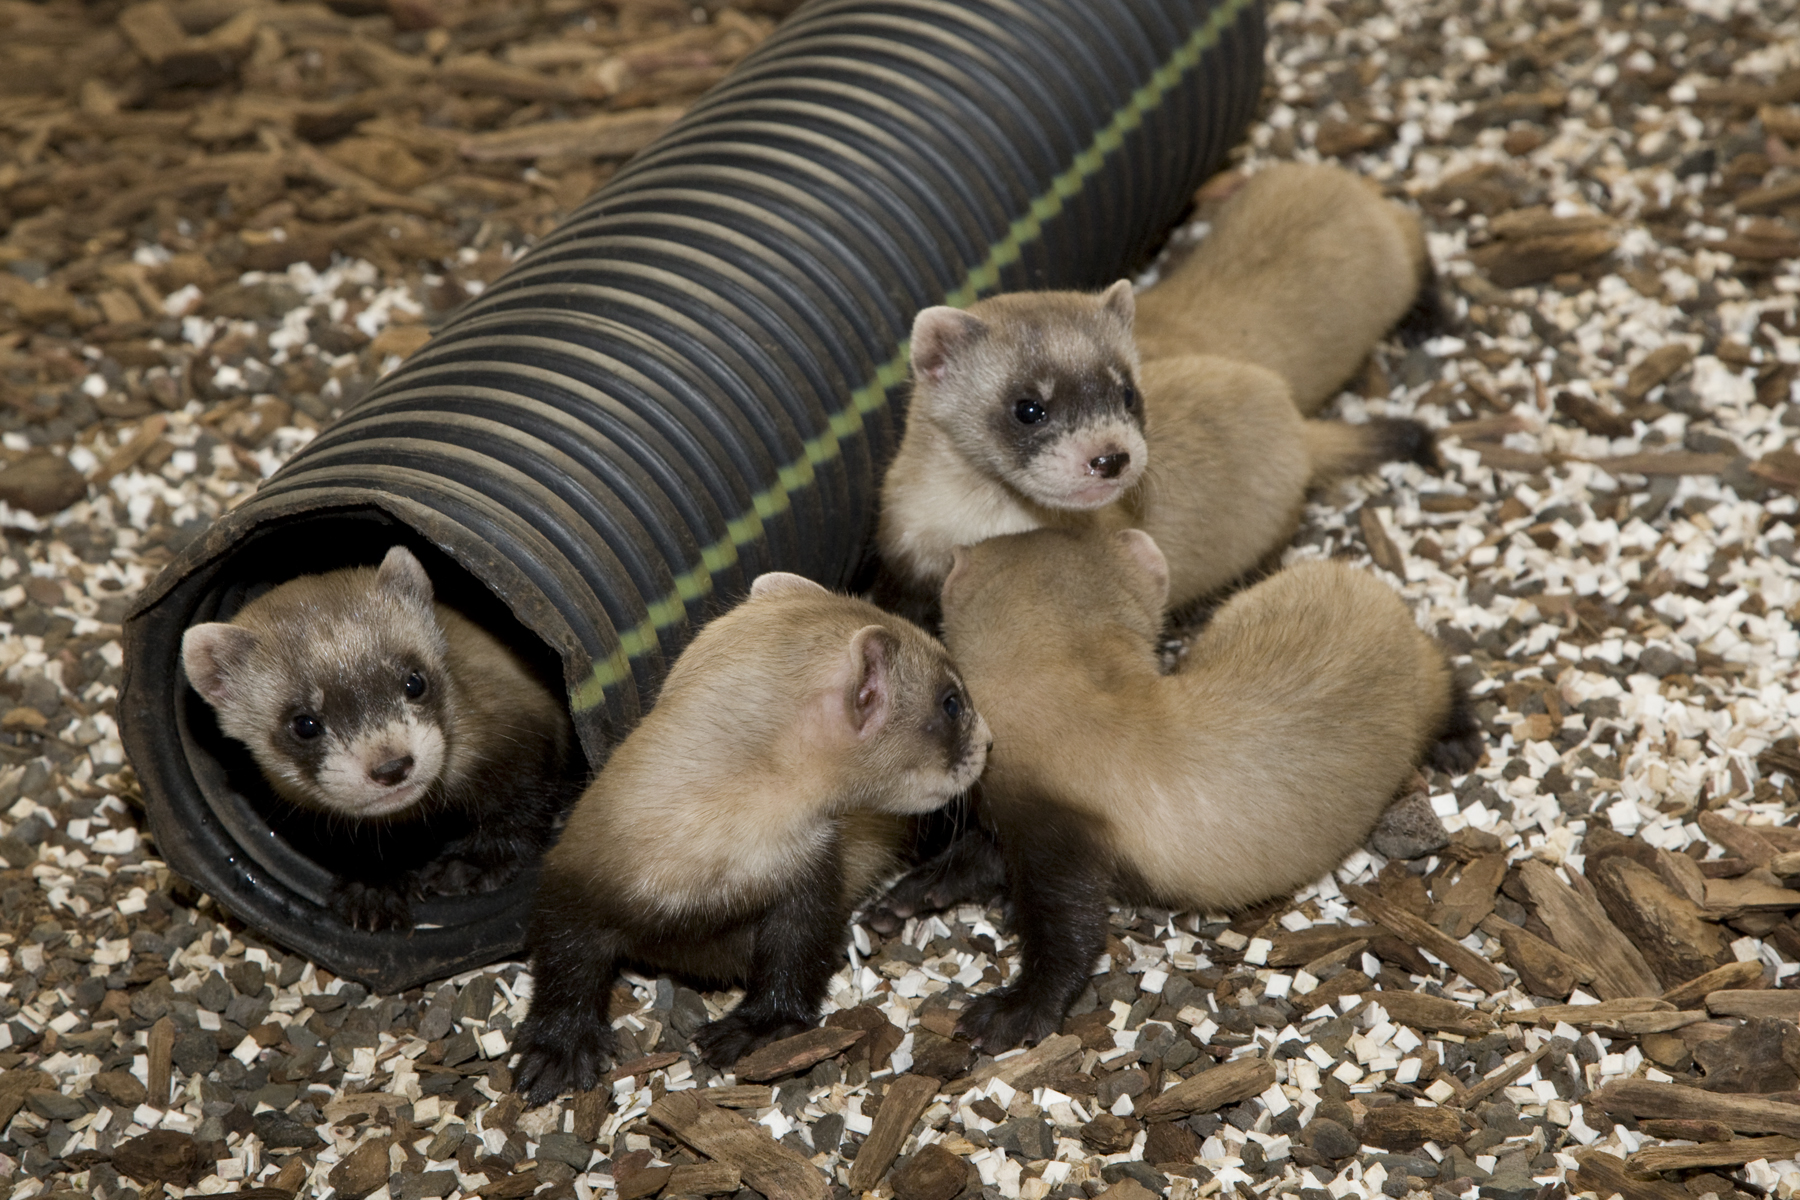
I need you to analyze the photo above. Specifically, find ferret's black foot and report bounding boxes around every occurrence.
[1429,680,1485,776]
[331,880,413,932]
[693,1011,813,1068]
[512,1014,618,1106]
[957,987,1065,1054]
[866,832,1006,936]
[1396,268,1452,346]
[416,854,520,897]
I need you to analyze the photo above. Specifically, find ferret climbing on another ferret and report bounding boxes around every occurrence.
[1133,162,1439,413]
[873,282,1435,623]
[511,573,990,1105]
[181,546,577,932]
[910,528,1480,1052]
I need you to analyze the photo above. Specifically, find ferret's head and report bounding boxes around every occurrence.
[941,527,1171,649]
[751,573,991,813]
[181,546,453,822]
[909,281,1147,510]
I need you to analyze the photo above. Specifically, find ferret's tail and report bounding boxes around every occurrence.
[1303,416,1441,484]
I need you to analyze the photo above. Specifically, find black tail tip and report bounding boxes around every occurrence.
[1368,416,1443,472]
[1428,679,1485,776]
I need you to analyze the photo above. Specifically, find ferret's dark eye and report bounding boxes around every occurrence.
[1122,385,1136,407]
[404,671,427,700]
[1013,399,1047,425]
[290,714,323,740]
[942,690,963,721]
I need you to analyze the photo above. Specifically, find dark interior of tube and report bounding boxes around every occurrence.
[170,509,583,922]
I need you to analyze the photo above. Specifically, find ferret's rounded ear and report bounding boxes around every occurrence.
[1099,279,1135,326]
[845,625,895,738]
[182,623,259,705]
[750,572,828,600]
[1114,529,1170,606]
[377,546,434,606]
[940,545,973,608]
[910,307,987,383]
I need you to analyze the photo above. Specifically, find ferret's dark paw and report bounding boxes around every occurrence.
[1396,271,1453,346]
[1430,728,1486,776]
[865,871,934,937]
[866,839,1005,936]
[417,855,520,897]
[1428,680,1485,776]
[956,989,1063,1054]
[693,1011,812,1068]
[331,881,413,932]
[512,1018,617,1106]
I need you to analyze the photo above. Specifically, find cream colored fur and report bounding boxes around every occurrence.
[1133,163,1428,414]
[942,530,1454,910]
[182,551,568,820]
[551,578,989,918]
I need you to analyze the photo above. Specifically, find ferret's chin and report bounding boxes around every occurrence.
[1057,478,1129,509]
[353,779,431,820]
[883,777,963,815]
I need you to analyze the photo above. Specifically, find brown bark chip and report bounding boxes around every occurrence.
[147,1015,176,1107]
[0,450,87,516]
[1622,343,1696,400]
[1480,915,1588,998]
[889,1144,972,1200]
[1470,230,1615,287]
[1571,1149,1692,1200]
[328,1138,394,1199]
[111,1129,205,1187]
[1590,855,1731,987]
[1358,1104,1463,1150]
[1663,960,1766,1009]
[1137,1059,1276,1122]
[844,1074,942,1192]
[1365,990,1493,1037]
[730,1026,864,1082]
[1629,1136,1800,1172]
[648,1092,828,1200]
[665,1162,741,1195]
[1517,861,1661,999]
[1590,1079,1800,1137]
[1342,883,1504,993]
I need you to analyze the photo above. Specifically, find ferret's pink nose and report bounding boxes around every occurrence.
[370,756,414,787]
[1089,452,1129,479]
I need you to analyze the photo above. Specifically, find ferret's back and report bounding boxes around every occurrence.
[1134,164,1426,414]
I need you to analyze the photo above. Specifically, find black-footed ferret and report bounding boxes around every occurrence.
[1133,162,1436,414]
[873,284,1434,622]
[181,546,576,931]
[924,528,1481,1051]
[511,572,989,1104]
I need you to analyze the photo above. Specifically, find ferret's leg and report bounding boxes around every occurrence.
[422,750,576,897]
[958,807,1110,1053]
[692,874,843,1067]
[512,874,622,1105]
[1429,676,1485,776]
[330,877,415,932]
[866,820,1005,936]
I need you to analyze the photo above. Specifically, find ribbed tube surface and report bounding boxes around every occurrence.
[121,0,1266,990]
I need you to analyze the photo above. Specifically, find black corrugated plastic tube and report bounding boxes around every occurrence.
[120,0,1266,991]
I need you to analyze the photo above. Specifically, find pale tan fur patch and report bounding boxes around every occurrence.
[186,556,568,821]
[1134,163,1427,414]
[551,588,986,918]
[942,531,1454,913]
